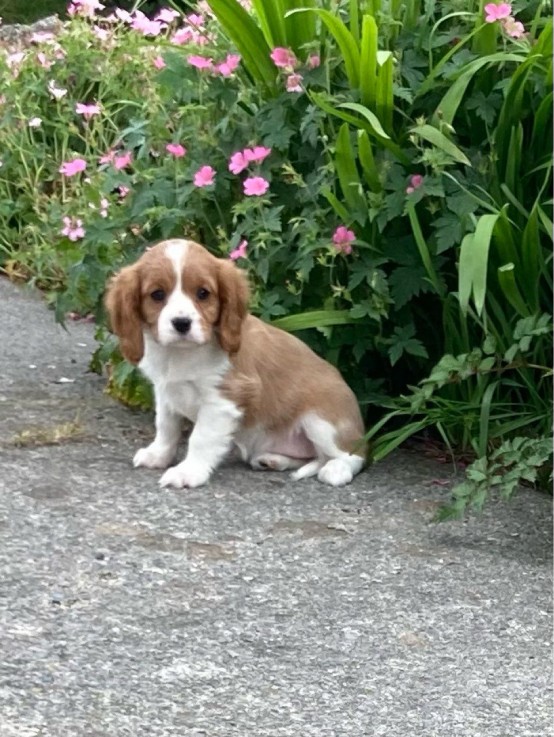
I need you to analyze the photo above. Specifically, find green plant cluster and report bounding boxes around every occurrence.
[0,0,551,516]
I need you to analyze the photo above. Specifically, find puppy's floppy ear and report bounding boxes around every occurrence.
[104,264,144,364]
[217,260,249,354]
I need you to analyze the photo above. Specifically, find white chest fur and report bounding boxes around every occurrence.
[139,333,233,422]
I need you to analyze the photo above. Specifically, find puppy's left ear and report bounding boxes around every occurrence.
[217,260,249,354]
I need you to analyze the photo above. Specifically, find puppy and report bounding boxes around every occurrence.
[105,239,366,488]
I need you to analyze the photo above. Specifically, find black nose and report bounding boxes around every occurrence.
[172,317,192,334]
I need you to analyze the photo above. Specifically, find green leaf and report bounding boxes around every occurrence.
[288,8,360,87]
[389,265,434,309]
[338,102,390,139]
[357,130,381,192]
[272,310,357,331]
[412,124,471,166]
[251,0,286,48]
[359,14,378,109]
[497,264,531,317]
[208,0,277,93]
[458,213,500,316]
[436,51,521,124]
[334,123,367,221]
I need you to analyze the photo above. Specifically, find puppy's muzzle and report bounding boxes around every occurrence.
[172,317,192,334]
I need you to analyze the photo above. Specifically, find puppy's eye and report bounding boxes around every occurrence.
[150,289,166,302]
[196,287,210,301]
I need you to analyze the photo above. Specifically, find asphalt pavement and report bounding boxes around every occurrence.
[0,276,552,737]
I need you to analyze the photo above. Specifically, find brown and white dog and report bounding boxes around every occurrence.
[105,239,366,488]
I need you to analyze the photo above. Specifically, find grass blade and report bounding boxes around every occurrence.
[334,123,367,221]
[497,264,531,317]
[272,309,357,331]
[208,0,277,92]
[360,14,378,109]
[412,124,471,166]
[288,8,361,88]
[458,213,500,316]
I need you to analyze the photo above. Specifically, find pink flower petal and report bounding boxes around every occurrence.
[243,146,272,163]
[229,151,248,175]
[230,239,248,260]
[194,165,216,187]
[270,47,297,69]
[484,2,512,22]
[165,143,187,157]
[243,176,269,196]
[59,158,87,176]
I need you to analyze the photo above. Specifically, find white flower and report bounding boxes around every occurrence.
[48,80,67,100]
[28,117,42,128]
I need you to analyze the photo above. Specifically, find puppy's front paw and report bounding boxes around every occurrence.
[159,460,210,489]
[133,444,174,470]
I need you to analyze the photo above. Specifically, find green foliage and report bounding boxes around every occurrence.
[0,0,551,518]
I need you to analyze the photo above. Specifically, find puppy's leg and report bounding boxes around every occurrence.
[250,453,305,471]
[134,394,181,470]
[299,413,365,487]
[160,399,241,489]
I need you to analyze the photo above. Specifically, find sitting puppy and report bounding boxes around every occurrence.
[105,239,366,488]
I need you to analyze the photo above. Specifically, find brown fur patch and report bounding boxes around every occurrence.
[222,316,366,457]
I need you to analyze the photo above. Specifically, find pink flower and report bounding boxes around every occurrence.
[92,26,110,41]
[286,73,303,92]
[75,102,101,119]
[100,198,109,217]
[270,47,297,69]
[406,174,424,194]
[155,8,180,23]
[7,51,25,70]
[171,27,195,44]
[230,239,248,260]
[332,226,355,255]
[59,158,87,176]
[31,31,56,44]
[99,149,115,165]
[503,17,525,37]
[118,185,130,199]
[113,8,132,23]
[244,146,272,163]
[229,151,249,175]
[215,54,241,77]
[187,13,205,27]
[61,216,85,241]
[113,151,133,170]
[484,3,512,22]
[68,0,105,18]
[166,143,187,157]
[28,117,42,128]
[153,55,166,69]
[131,10,163,36]
[194,165,216,187]
[36,52,53,69]
[307,54,321,69]
[243,176,269,196]
[187,55,213,70]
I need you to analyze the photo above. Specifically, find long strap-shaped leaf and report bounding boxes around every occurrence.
[288,8,361,88]
[412,124,471,166]
[208,0,277,93]
[272,309,358,331]
[458,213,500,316]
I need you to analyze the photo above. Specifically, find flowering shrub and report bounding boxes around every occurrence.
[0,0,551,515]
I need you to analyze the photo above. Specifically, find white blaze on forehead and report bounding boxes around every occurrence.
[164,240,190,286]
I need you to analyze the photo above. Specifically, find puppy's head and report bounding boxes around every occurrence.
[104,239,249,363]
